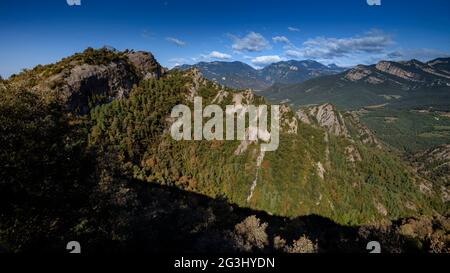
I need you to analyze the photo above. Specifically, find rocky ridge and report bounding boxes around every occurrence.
[6,47,166,114]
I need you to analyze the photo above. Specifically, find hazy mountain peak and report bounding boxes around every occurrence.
[177,59,345,91]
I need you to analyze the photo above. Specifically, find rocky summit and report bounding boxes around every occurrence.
[5,47,165,114]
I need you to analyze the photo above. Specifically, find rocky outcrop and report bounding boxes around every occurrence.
[18,48,165,114]
[280,104,298,134]
[185,68,205,101]
[343,59,450,87]
[346,112,382,147]
[61,61,139,114]
[345,65,372,82]
[297,104,349,137]
[316,162,325,179]
[411,144,450,202]
[313,104,349,137]
[126,51,165,80]
[296,109,311,125]
[345,145,362,163]
[375,61,421,82]
[415,144,450,163]
[232,90,255,106]
[412,144,450,178]
[296,104,382,156]
[212,89,229,104]
[428,58,450,74]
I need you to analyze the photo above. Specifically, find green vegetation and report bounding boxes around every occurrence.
[86,72,444,226]
[360,109,450,154]
[0,86,93,252]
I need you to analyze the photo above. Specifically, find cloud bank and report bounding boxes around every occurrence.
[272,36,291,44]
[231,32,271,52]
[251,55,283,66]
[206,51,232,60]
[285,30,393,60]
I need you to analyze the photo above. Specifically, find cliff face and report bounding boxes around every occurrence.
[296,104,349,137]
[62,61,139,114]
[7,48,166,114]
[344,59,450,87]
[126,51,166,80]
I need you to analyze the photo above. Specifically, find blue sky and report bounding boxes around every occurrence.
[1,0,450,77]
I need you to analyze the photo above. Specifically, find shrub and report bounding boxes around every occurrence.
[285,236,318,253]
[232,216,268,252]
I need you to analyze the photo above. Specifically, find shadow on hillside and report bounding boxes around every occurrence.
[71,180,426,254]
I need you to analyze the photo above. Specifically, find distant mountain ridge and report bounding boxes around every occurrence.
[176,60,346,91]
[262,58,450,110]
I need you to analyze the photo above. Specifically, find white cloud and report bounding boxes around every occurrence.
[197,51,233,62]
[231,32,271,52]
[272,36,291,44]
[166,37,186,47]
[285,30,393,60]
[207,51,232,60]
[288,27,300,32]
[285,49,303,59]
[251,55,283,66]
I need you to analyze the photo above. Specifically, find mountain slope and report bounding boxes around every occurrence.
[86,69,445,225]
[6,47,165,114]
[261,58,450,110]
[411,144,450,197]
[1,49,448,253]
[177,60,345,91]
[259,60,346,86]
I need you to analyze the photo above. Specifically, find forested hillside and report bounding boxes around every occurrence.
[0,48,448,253]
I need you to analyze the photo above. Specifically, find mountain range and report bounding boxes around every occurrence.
[261,58,450,110]
[176,60,346,91]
